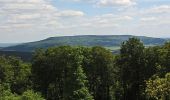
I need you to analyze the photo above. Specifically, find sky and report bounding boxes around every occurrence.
[0,0,170,43]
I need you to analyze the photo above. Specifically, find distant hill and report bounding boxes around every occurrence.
[0,43,20,47]
[1,35,167,52]
[165,38,170,41]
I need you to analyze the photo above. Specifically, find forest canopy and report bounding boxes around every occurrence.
[0,38,169,100]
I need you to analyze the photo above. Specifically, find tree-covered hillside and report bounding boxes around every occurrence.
[0,38,169,100]
[1,35,167,52]
[0,38,170,100]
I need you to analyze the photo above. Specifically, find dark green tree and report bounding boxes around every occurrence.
[144,46,161,79]
[82,46,115,100]
[119,38,146,100]
[158,42,170,76]
[66,65,93,100]
[32,46,93,100]
[0,56,31,94]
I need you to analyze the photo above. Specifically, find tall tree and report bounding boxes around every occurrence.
[158,42,170,76]
[119,38,146,100]
[144,46,161,79]
[82,46,115,100]
[66,65,93,100]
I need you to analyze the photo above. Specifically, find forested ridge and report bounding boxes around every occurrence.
[1,35,167,52]
[0,38,170,100]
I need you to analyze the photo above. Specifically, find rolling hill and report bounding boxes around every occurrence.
[0,43,20,47]
[1,35,168,52]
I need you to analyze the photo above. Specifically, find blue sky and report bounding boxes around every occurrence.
[0,0,170,43]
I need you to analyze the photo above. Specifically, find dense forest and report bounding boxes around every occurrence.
[0,38,169,100]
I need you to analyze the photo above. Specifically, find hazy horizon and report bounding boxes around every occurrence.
[0,34,169,44]
[0,0,170,43]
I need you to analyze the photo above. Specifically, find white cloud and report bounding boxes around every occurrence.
[58,10,85,17]
[97,0,136,7]
[0,0,85,28]
[64,0,136,7]
[142,5,170,14]
[140,17,156,21]
[62,14,133,29]
[137,5,170,25]
[0,0,85,42]
[0,0,170,42]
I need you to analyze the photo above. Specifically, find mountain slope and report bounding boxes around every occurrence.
[0,43,20,47]
[1,35,167,52]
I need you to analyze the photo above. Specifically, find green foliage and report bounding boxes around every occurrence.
[82,46,115,100]
[0,83,20,100]
[119,38,146,99]
[69,66,94,100]
[0,90,20,100]
[117,39,170,100]
[32,46,93,100]
[158,42,170,76]
[145,72,170,100]
[0,38,169,100]
[20,90,45,100]
[110,81,124,100]
[0,56,32,94]
[0,84,44,100]
[144,46,161,78]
